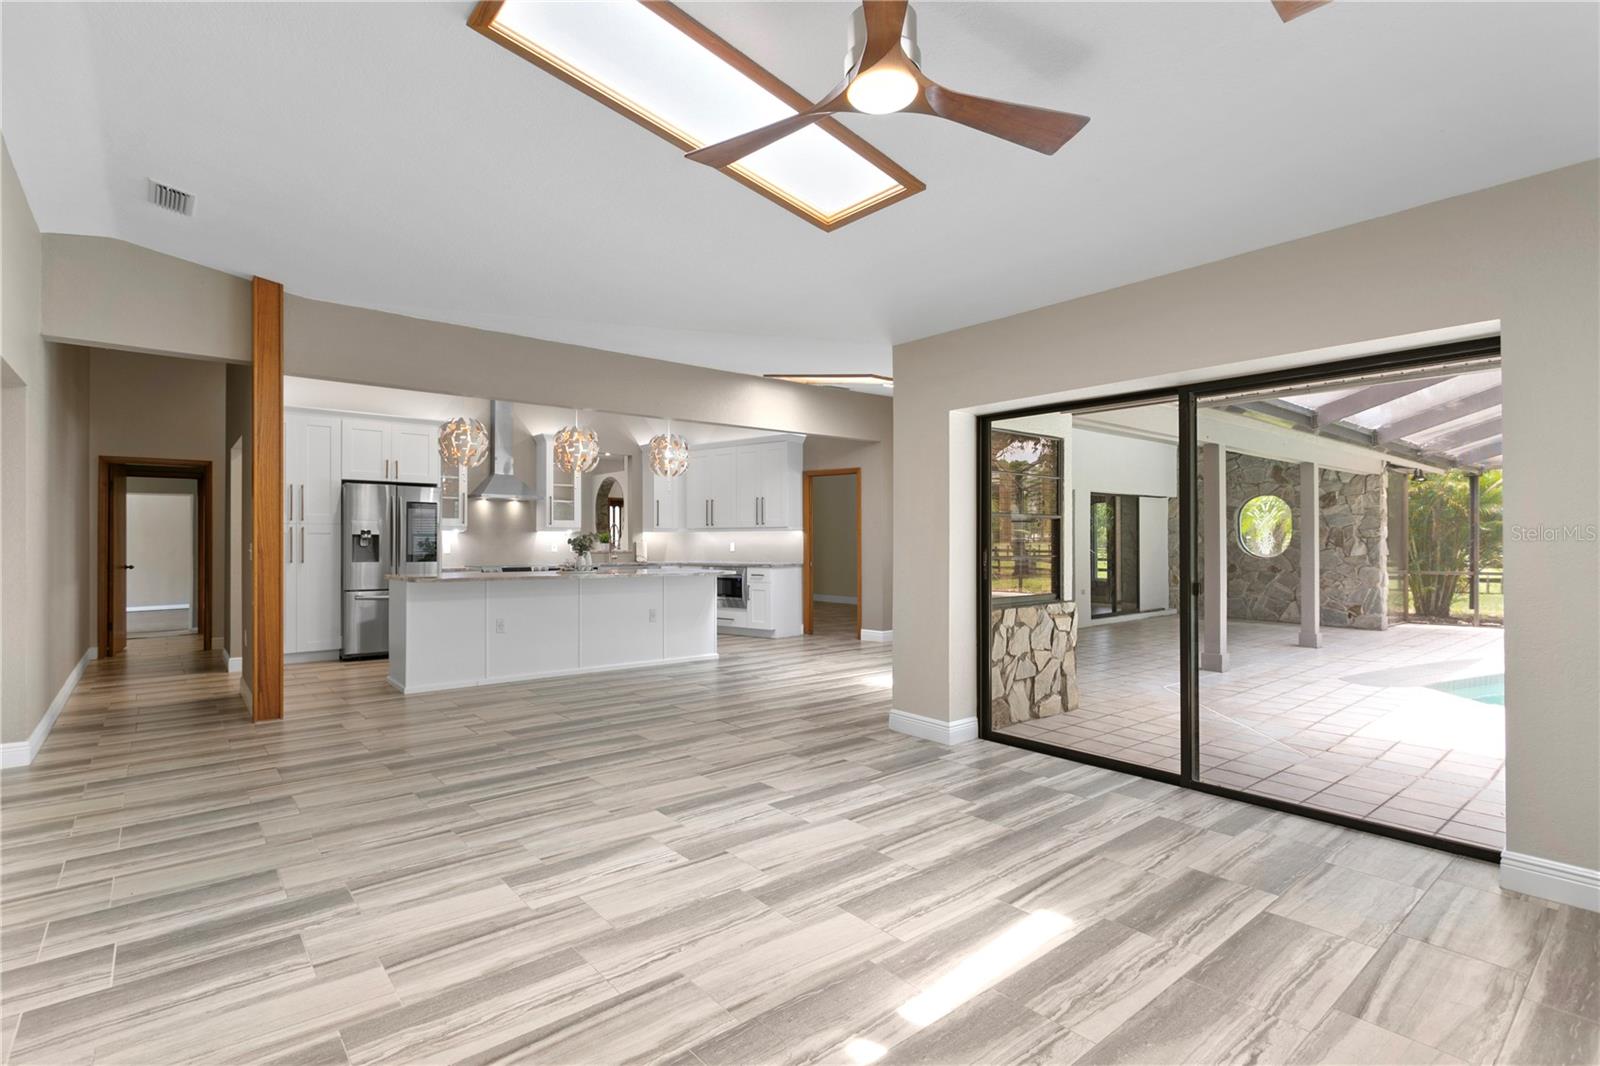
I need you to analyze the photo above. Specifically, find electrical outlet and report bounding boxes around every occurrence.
[648,608,658,622]
[494,618,506,634]
[728,542,736,552]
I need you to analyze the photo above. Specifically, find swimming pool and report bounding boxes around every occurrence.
[1429,674,1506,706]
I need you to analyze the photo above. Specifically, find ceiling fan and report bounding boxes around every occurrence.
[685,0,1090,170]
[1272,1,1331,22]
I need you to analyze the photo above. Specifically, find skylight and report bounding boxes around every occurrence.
[471,1,923,230]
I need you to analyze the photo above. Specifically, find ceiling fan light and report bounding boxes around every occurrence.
[847,66,918,115]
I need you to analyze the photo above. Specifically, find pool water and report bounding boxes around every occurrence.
[1429,674,1506,706]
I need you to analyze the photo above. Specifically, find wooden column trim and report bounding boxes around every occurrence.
[251,277,284,722]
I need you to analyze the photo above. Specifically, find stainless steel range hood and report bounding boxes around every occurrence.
[469,400,535,501]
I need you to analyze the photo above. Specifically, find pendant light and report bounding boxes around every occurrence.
[437,416,489,468]
[553,410,600,475]
[647,420,690,479]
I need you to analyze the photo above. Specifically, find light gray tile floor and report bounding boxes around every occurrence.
[2,624,1588,1066]
[998,615,1506,848]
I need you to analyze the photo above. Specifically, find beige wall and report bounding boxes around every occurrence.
[37,235,896,635]
[125,478,197,611]
[43,236,251,363]
[892,160,1600,873]
[1,143,93,746]
[225,363,252,684]
[88,349,227,644]
[810,473,858,602]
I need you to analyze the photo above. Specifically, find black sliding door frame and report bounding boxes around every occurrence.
[976,335,1503,862]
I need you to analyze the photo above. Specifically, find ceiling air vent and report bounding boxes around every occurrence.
[147,180,195,216]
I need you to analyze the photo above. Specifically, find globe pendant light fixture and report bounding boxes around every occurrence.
[437,416,489,468]
[553,410,600,475]
[648,421,690,479]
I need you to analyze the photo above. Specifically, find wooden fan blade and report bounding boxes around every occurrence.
[687,79,851,169]
[916,84,1089,155]
[859,0,911,69]
[1272,1,1331,22]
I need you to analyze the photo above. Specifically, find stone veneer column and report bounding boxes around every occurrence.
[989,602,1080,727]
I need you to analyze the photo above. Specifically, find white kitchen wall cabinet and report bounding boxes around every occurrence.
[534,433,582,529]
[642,464,684,532]
[682,436,803,531]
[341,417,441,484]
[686,448,736,529]
[439,463,469,531]
[284,409,343,654]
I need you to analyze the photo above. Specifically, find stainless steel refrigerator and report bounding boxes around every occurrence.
[341,480,439,659]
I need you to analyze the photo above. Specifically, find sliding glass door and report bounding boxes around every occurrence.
[984,400,1182,776]
[978,338,1505,858]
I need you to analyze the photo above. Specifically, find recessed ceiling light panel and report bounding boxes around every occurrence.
[470,1,923,229]
[767,373,894,389]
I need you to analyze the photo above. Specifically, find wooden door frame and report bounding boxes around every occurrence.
[802,468,862,637]
[97,456,214,657]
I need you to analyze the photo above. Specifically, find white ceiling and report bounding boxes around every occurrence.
[3,2,1596,380]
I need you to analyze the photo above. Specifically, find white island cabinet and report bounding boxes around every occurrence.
[387,569,718,694]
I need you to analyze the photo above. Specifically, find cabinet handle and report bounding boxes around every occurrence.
[287,525,293,564]
[298,527,304,564]
[298,483,305,521]
[655,500,660,527]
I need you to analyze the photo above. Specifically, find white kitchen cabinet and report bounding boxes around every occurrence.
[439,463,468,530]
[340,418,390,481]
[686,448,736,529]
[392,423,440,484]
[747,440,798,528]
[643,466,684,532]
[746,573,772,629]
[285,409,343,655]
[534,433,582,529]
[341,416,440,484]
[294,524,342,650]
[718,567,803,638]
[685,437,802,531]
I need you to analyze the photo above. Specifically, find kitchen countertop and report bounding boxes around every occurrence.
[665,561,803,569]
[390,567,726,583]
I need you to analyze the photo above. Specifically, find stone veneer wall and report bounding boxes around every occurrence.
[990,602,1080,727]
[1166,454,1388,629]
[1194,453,1388,629]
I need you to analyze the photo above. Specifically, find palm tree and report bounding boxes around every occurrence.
[1406,470,1501,619]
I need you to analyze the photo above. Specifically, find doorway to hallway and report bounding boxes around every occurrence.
[803,468,861,637]
[97,457,214,658]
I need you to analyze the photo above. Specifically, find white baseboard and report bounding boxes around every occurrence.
[812,594,858,605]
[888,708,978,746]
[0,646,95,768]
[127,602,191,613]
[226,656,242,673]
[860,628,893,643]
[240,677,253,715]
[1500,851,1600,912]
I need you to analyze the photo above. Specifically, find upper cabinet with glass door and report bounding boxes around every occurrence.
[534,433,581,529]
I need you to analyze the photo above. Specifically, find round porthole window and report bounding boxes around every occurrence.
[1238,495,1293,558]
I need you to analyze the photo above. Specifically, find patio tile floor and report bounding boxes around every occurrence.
[996,615,1505,850]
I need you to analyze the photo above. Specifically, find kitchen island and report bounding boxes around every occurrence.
[387,568,720,694]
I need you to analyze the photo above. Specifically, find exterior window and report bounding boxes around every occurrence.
[990,429,1062,603]
[1238,494,1293,558]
